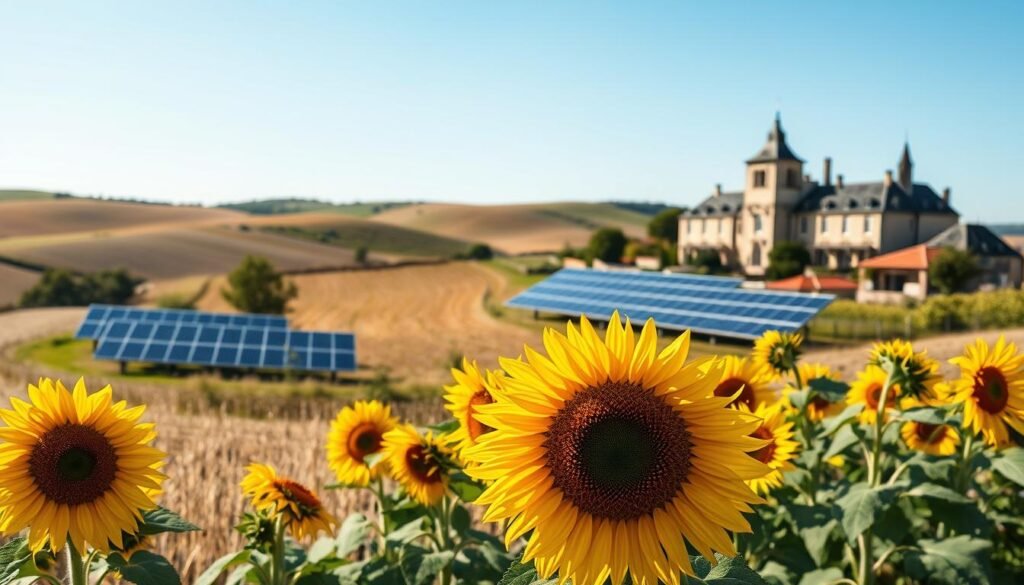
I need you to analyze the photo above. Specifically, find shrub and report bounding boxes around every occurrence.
[221,256,297,315]
[587,228,627,263]
[688,249,724,274]
[19,268,142,308]
[464,243,494,260]
[766,240,811,280]
[647,207,683,243]
[929,246,981,294]
[157,293,196,310]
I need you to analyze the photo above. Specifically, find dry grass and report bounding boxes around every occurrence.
[5,227,358,279]
[372,202,650,254]
[198,262,543,386]
[0,264,41,306]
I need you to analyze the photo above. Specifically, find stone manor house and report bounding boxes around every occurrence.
[678,115,958,277]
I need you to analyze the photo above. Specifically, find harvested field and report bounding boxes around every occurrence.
[0,199,240,239]
[372,202,650,254]
[198,262,543,385]
[5,227,357,279]
[0,263,41,306]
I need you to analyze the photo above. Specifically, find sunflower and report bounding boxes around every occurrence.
[752,330,803,379]
[241,463,336,540]
[326,401,397,487]
[784,363,844,422]
[899,404,961,456]
[0,378,165,553]
[465,313,768,585]
[381,425,449,506]
[443,358,503,457]
[870,339,940,400]
[847,366,901,425]
[712,356,777,410]
[742,402,800,495]
[940,336,1024,447]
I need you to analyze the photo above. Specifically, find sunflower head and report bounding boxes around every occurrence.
[752,330,803,379]
[326,400,397,487]
[784,363,844,422]
[241,463,336,540]
[0,378,165,553]
[465,312,767,585]
[740,402,800,495]
[381,425,450,507]
[899,399,961,457]
[443,358,503,457]
[941,336,1024,447]
[712,355,777,410]
[870,339,940,400]
[847,365,902,425]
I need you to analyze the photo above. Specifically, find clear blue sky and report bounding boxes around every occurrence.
[0,1,1021,221]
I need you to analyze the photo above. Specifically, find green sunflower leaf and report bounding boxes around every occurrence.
[807,377,849,401]
[819,404,863,436]
[449,471,487,503]
[194,550,253,585]
[106,551,181,585]
[991,447,1024,487]
[823,424,860,460]
[0,537,42,585]
[400,545,455,585]
[902,536,993,585]
[903,482,972,504]
[427,419,460,434]
[897,407,947,425]
[386,518,430,550]
[691,553,767,583]
[335,513,373,557]
[496,553,557,585]
[834,482,904,544]
[139,506,201,535]
[797,568,843,585]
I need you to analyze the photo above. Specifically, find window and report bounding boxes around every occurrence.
[864,216,872,233]
[820,217,827,233]
[841,216,849,234]
[753,170,766,187]
[751,243,762,267]
[717,219,722,234]
[753,214,763,233]
[800,216,808,234]
[686,219,692,234]
[701,219,706,234]
[786,169,798,188]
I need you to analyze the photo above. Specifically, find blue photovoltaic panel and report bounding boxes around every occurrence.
[74,304,288,340]
[506,268,833,340]
[94,319,356,372]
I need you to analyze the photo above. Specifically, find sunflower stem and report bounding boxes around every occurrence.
[270,516,287,585]
[956,432,976,493]
[65,539,87,585]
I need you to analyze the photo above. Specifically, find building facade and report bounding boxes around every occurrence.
[678,115,960,276]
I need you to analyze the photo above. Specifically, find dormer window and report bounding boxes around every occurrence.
[753,170,767,188]
[848,200,858,209]
[868,198,880,209]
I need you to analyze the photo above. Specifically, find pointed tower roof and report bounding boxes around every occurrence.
[898,141,913,192]
[746,112,803,164]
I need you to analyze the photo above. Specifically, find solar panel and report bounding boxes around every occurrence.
[93,319,356,372]
[75,304,289,340]
[506,268,833,340]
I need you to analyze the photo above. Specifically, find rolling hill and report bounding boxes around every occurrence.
[371,202,651,254]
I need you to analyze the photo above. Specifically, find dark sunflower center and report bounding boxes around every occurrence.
[347,423,383,463]
[405,445,443,484]
[276,479,322,519]
[865,383,896,410]
[914,422,946,444]
[543,381,692,520]
[810,396,831,411]
[714,378,753,408]
[466,390,495,441]
[749,425,777,464]
[29,423,117,506]
[974,367,1009,414]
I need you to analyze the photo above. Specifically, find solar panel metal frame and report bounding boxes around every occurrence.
[93,319,356,373]
[75,304,289,340]
[506,268,834,340]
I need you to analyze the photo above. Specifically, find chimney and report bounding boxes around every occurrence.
[942,187,951,206]
[714,183,722,198]
[884,170,894,187]
[823,157,832,186]
[803,174,811,183]
[836,174,844,189]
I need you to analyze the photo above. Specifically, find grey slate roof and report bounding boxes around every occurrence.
[928,224,1022,258]
[746,114,803,164]
[793,181,957,215]
[686,191,743,217]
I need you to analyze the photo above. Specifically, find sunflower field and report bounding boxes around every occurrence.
[1,312,1024,584]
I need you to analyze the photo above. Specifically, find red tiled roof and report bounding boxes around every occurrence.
[858,244,942,270]
[766,273,858,292]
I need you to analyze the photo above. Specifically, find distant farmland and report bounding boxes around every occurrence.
[0,199,240,239]
[372,201,651,254]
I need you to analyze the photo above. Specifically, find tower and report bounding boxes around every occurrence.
[738,113,805,275]
[898,142,913,193]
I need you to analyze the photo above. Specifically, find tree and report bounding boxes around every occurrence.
[648,208,684,243]
[354,246,369,264]
[465,243,494,260]
[587,228,627,264]
[19,268,142,308]
[929,247,981,294]
[688,249,723,274]
[766,240,811,280]
[221,256,298,314]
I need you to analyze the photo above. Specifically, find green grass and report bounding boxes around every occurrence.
[220,199,413,217]
[535,202,654,229]
[0,189,56,201]
[263,222,472,258]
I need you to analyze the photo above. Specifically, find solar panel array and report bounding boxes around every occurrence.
[506,268,833,340]
[75,304,287,340]
[77,304,356,373]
